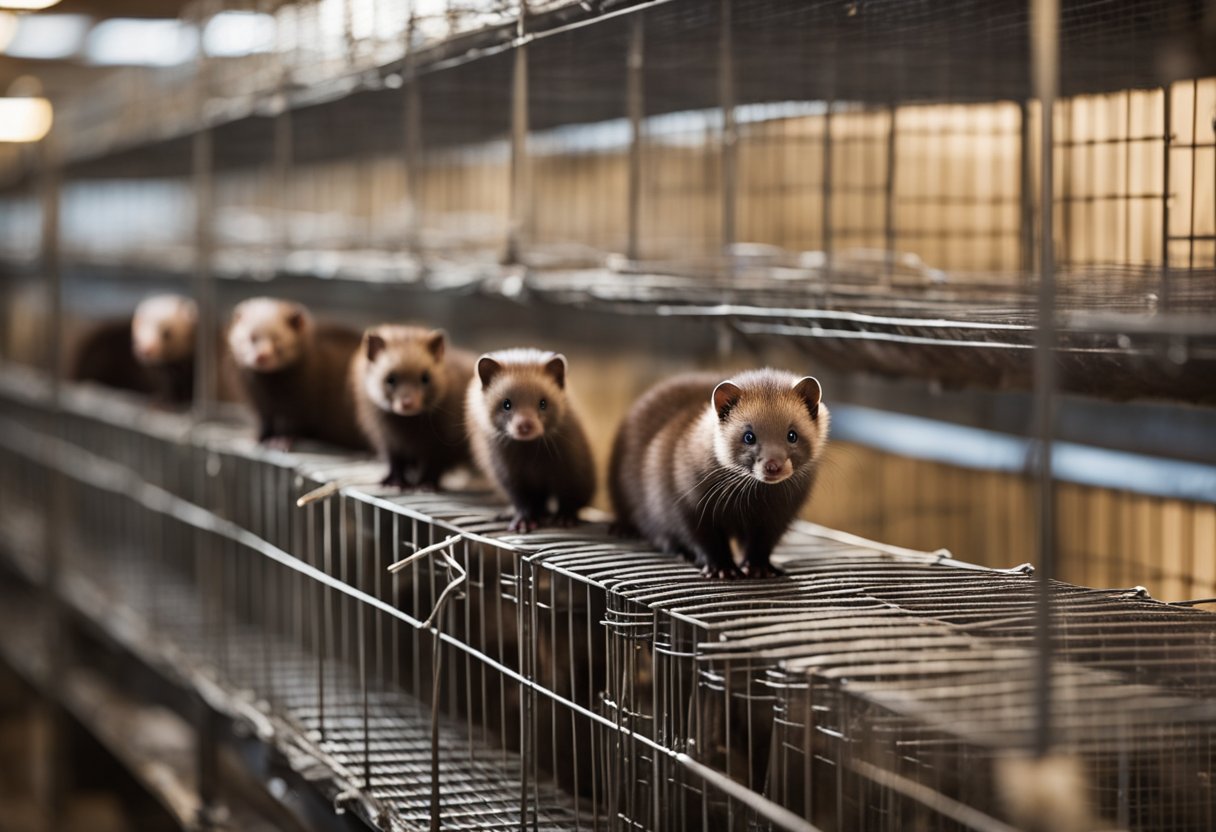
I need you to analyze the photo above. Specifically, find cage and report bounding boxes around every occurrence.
[0,0,1215,830]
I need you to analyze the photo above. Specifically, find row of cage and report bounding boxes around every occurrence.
[1,368,1214,831]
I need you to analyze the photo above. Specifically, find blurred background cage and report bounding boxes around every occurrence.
[0,0,1215,830]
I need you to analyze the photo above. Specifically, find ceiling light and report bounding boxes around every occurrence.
[202,11,274,57]
[1,13,88,59]
[0,97,52,142]
[85,18,197,66]
[0,0,63,10]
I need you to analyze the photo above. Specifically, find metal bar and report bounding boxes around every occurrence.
[273,105,293,267]
[625,13,644,262]
[1029,0,1059,760]
[822,103,834,263]
[38,127,69,832]
[1188,79,1198,270]
[1019,100,1035,278]
[192,127,217,416]
[404,6,424,262]
[719,0,736,260]
[884,105,897,283]
[503,2,530,266]
[1161,84,1172,309]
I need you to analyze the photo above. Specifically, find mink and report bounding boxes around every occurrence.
[609,369,829,578]
[466,349,596,532]
[351,325,474,488]
[226,297,365,450]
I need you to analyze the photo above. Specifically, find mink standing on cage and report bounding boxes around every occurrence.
[351,325,474,488]
[72,293,199,403]
[466,349,596,532]
[609,369,828,578]
[226,297,366,450]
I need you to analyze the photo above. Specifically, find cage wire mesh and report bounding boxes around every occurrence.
[0,0,1215,830]
[1,360,1215,831]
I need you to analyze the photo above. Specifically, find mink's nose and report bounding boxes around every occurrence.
[515,420,534,437]
[763,459,783,476]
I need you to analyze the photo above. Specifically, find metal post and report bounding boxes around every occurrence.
[1160,84,1172,310]
[719,0,736,260]
[1030,0,1059,760]
[273,106,293,267]
[822,104,834,264]
[38,130,70,832]
[625,14,644,262]
[884,105,897,283]
[503,3,530,266]
[403,9,424,264]
[1019,100,1035,278]
[193,127,217,416]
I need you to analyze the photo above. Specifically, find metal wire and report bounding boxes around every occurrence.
[2,371,1215,831]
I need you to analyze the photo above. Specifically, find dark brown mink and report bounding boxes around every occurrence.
[70,319,157,396]
[226,297,366,451]
[129,294,199,404]
[351,325,474,488]
[609,369,829,578]
[466,349,596,532]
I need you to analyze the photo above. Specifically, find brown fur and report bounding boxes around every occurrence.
[70,319,159,397]
[227,300,366,450]
[466,349,596,532]
[351,325,474,488]
[609,369,829,578]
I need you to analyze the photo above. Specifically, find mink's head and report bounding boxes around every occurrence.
[361,327,449,417]
[710,369,828,485]
[227,298,310,373]
[476,350,569,442]
[132,294,197,366]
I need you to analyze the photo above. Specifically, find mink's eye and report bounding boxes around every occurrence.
[385,373,397,387]
[420,371,431,385]
[502,399,512,411]
[538,398,547,411]
[787,430,798,444]
[161,328,170,342]
[742,431,756,446]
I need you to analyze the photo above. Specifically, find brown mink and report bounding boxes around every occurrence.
[130,294,198,403]
[71,294,198,403]
[351,325,474,488]
[466,349,596,532]
[226,297,365,450]
[609,369,829,578]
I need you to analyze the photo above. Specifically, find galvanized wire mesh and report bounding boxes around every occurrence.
[2,369,1214,831]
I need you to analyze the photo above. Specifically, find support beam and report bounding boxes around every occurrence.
[503,3,531,266]
[626,14,644,262]
[719,0,737,260]
[1030,0,1059,761]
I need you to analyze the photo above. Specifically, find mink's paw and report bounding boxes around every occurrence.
[550,513,581,529]
[741,561,785,579]
[698,562,743,580]
[262,436,294,452]
[380,472,409,489]
[507,514,539,533]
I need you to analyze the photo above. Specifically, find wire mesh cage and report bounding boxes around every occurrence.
[0,0,1215,831]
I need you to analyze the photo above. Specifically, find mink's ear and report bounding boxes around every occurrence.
[477,356,503,390]
[425,329,446,361]
[286,309,306,331]
[792,376,822,420]
[711,380,742,420]
[365,332,386,362]
[544,354,567,389]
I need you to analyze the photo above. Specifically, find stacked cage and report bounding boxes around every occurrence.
[0,0,1215,831]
